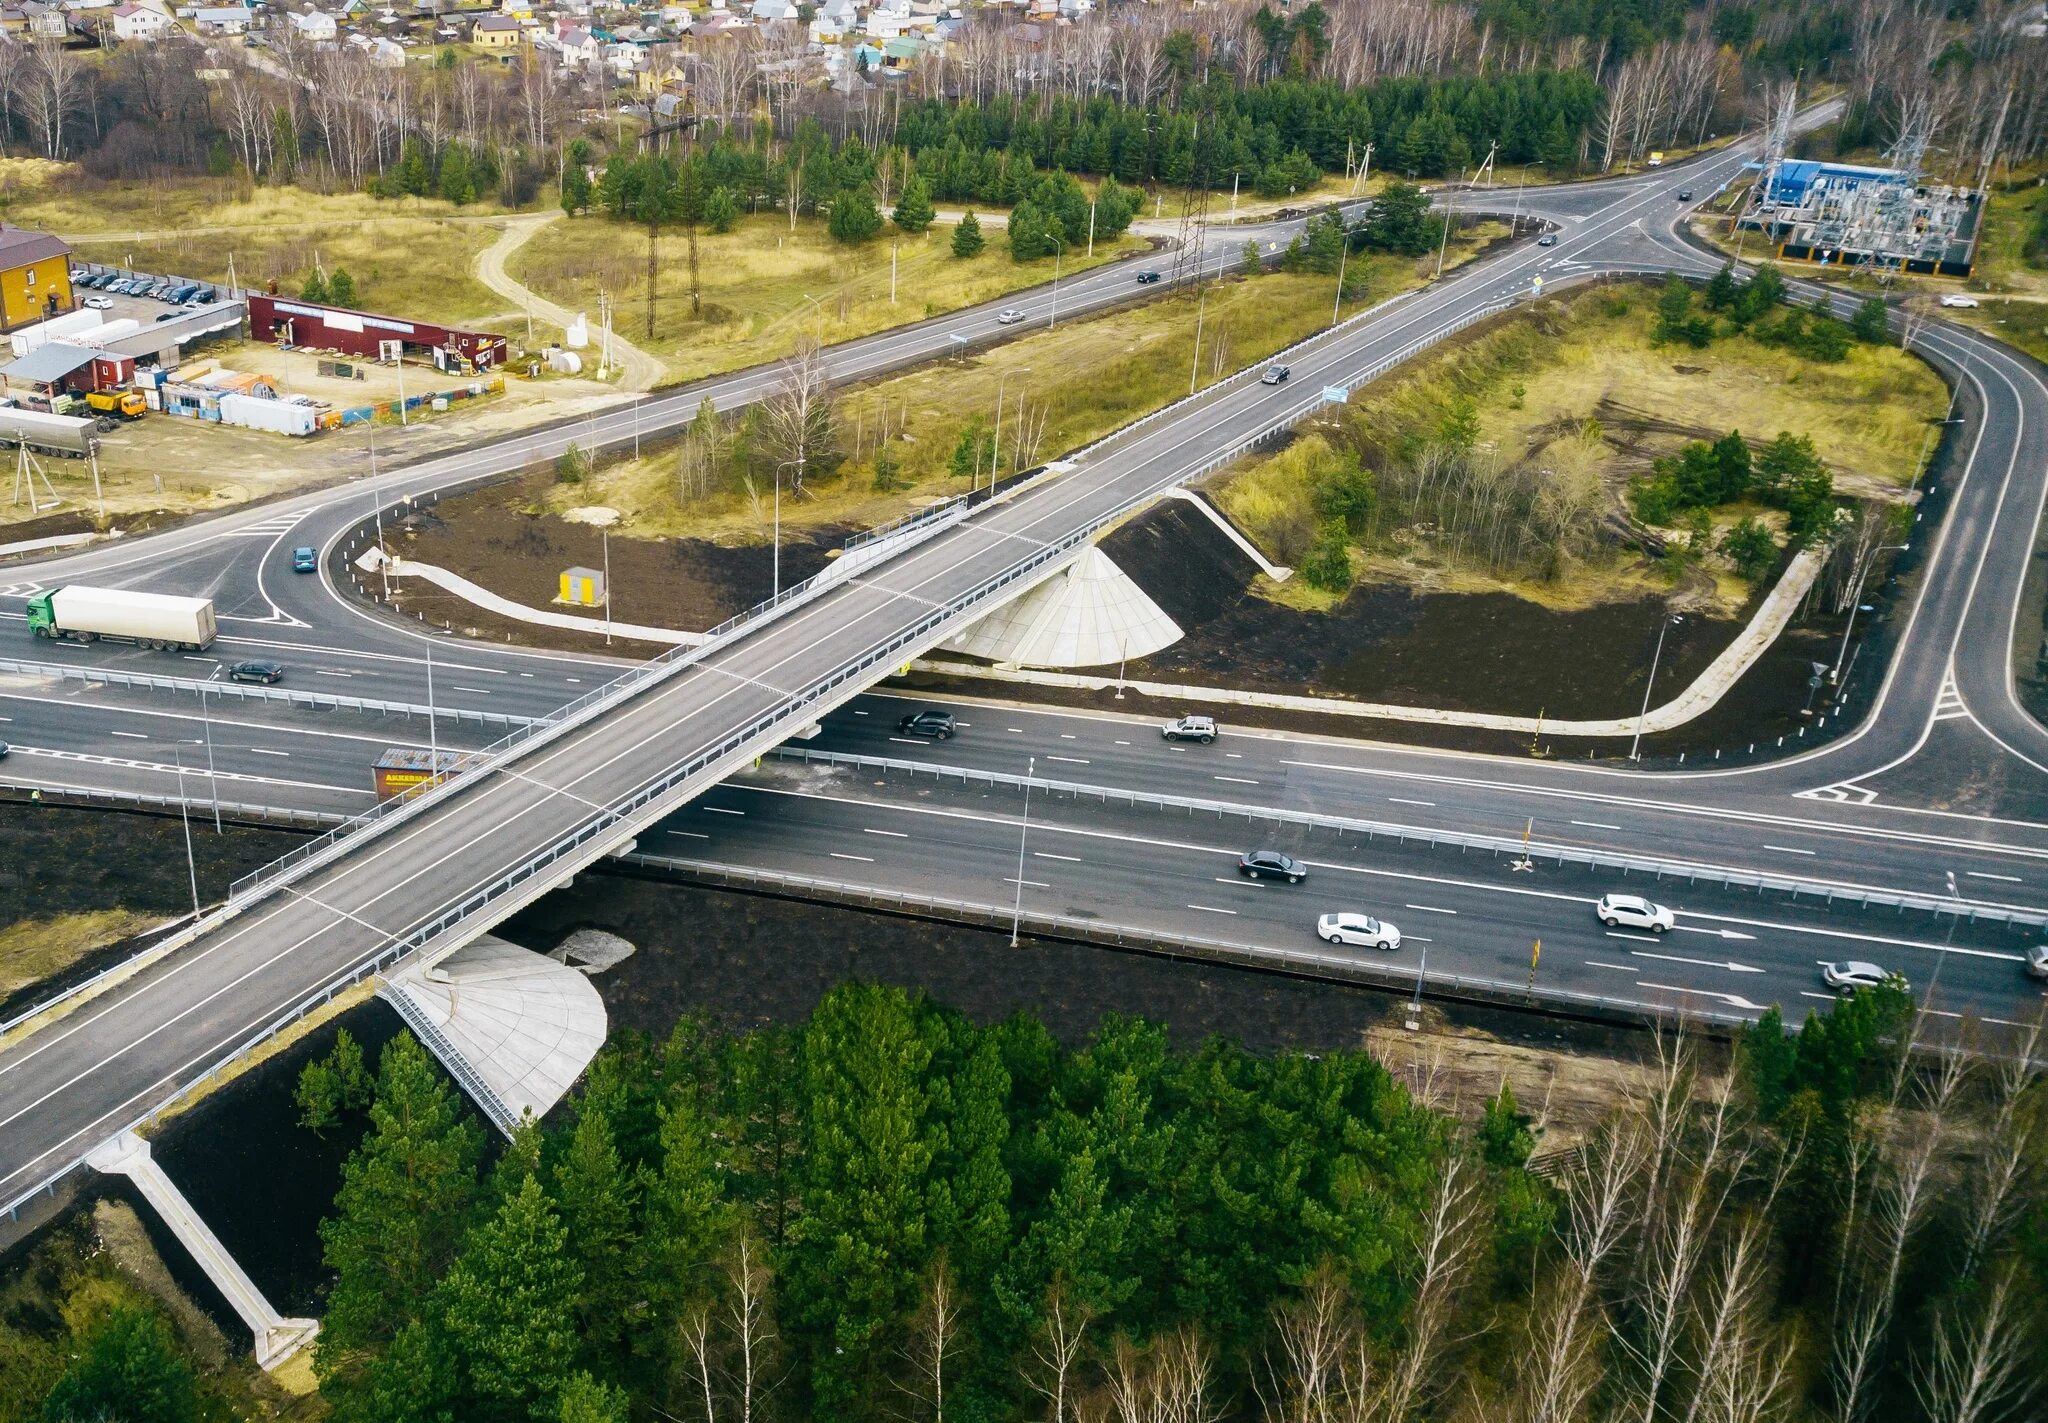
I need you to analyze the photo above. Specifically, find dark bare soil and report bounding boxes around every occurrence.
[0,802,304,1021]
[369,472,840,655]
[1101,500,1747,721]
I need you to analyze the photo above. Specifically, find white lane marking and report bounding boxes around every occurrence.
[1635,982,1769,1012]
[1005,877,1049,888]
[1764,844,1816,856]
[1007,727,1023,733]
[863,827,908,838]
[1799,990,1837,1001]
[1630,949,1763,973]
[1587,960,1635,971]
[314,670,355,679]
[1216,876,1264,887]
[1046,755,1091,765]
[1189,904,1238,915]
[703,807,745,816]
[889,737,928,746]
[1968,871,2023,883]
[452,686,493,696]
[1226,752,1244,758]
[1572,820,1621,830]
[1673,925,1758,940]
[726,779,2030,965]
[1059,734,1076,740]
[1214,775,1261,784]
[830,852,874,862]
[665,830,709,839]
[1405,904,1458,915]
[1034,851,1082,862]
[110,730,147,740]
[1114,740,1131,746]
[181,656,214,664]
[247,748,291,758]
[1389,797,1436,807]
[1606,931,1663,942]
[851,709,867,715]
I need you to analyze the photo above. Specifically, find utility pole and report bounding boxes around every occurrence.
[1332,235,1349,325]
[1434,183,1457,279]
[1010,755,1036,947]
[1048,237,1064,329]
[1631,615,1681,760]
[426,636,440,781]
[1086,199,1096,258]
[200,683,220,834]
[890,239,898,305]
[174,747,200,918]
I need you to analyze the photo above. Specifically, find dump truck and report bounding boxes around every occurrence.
[84,389,146,421]
[0,407,97,458]
[25,586,217,651]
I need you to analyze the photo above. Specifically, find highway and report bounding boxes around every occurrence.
[5,115,2048,1214]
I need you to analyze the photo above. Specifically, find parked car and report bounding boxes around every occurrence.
[292,546,318,574]
[1940,294,1980,308]
[0,740,9,758]
[1821,960,1900,993]
[1135,270,1163,284]
[2024,944,2048,980]
[1596,893,1675,933]
[1260,365,1291,385]
[995,308,1026,325]
[1239,849,1308,883]
[1537,233,1558,247]
[83,297,112,311]
[1161,714,1218,744]
[1317,912,1401,950]
[895,707,956,739]
[186,287,216,304]
[227,660,285,685]
[154,311,183,323]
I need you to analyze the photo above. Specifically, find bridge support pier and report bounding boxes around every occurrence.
[86,1131,319,1371]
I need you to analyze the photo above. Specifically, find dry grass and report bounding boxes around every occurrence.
[0,909,160,1000]
[554,228,1504,544]
[511,209,1148,381]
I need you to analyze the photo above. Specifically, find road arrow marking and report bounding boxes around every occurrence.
[1636,981,1770,1011]
[1674,925,1757,940]
[1631,950,1764,974]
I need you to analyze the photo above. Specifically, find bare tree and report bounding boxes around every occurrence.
[901,1254,964,1423]
[19,39,86,158]
[1380,1150,1486,1423]
[1027,1281,1094,1423]
[680,1299,721,1423]
[758,338,834,496]
[721,1228,777,1423]
[1258,1265,1352,1423]
[1909,1265,2039,1423]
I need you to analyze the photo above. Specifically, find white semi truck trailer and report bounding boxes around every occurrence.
[25,586,217,651]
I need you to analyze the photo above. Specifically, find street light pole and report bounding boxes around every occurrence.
[425,635,439,779]
[1048,237,1064,329]
[601,528,612,646]
[1010,755,1036,947]
[1331,235,1349,325]
[174,747,200,918]
[1434,183,1456,279]
[1631,615,1681,761]
[1832,542,1908,681]
[200,683,220,834]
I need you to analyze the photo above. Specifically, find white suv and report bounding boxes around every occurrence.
[1596,893,1674,933]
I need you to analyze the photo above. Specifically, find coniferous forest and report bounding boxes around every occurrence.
[281,981,2045,1423]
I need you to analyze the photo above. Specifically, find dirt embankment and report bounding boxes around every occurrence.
[1101,500,1747,722]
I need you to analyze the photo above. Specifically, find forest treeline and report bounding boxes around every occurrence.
[32,980,2023,1423]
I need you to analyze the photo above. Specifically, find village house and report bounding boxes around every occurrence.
[471,12,522,47]
[107,0,170,38]
[287,6,337,39]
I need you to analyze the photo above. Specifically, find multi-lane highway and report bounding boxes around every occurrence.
[3,118,2047,1217]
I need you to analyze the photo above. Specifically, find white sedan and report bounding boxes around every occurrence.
[1939,294,1979,309]
[1821,960,1901,993]
[1596,893,1674,933]
[1317,912,1401,950]
[83,296,113,310]
[995,308,1026,325]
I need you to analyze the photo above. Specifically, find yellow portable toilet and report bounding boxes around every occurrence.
[558,565,605,607]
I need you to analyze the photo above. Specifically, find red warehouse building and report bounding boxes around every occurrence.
[247,295,508,372]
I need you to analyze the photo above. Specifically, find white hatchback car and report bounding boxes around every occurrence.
[83,296,113,310]
[1596,893,1675,933]
[1318,913,1401,950]
[1939,294,1979,309]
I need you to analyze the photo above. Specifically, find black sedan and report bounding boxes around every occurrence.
[227,660,285,685]
[1238,850,1308,884]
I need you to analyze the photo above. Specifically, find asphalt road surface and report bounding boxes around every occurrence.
[7,111,2048,1213]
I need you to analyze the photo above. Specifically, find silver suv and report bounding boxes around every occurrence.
[1161,714,1217,744]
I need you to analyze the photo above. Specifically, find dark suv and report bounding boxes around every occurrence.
[895,708,956,739]
[228,660,285,685]
[1238,850,1307,883]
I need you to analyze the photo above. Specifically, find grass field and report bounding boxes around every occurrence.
[0,909,158,1001]
[1212,283,1947,610]
[541,225,1507,542]
[510,209,1150,381]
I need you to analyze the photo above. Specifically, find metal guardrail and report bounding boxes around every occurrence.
[375,982,520,1135]
[771,748,2048,932]
[621,854,1755,1033]
[0,656,538,727]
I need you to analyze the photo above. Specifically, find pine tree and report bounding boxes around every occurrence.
[39,1308,197,1423]
[556,1373,630,1423]
[828,186,883,244]
[705,186,740,234]
[1008,198,1052,261]
[892,176,935,234]
[439,1175,582,1418]
[551,1105,640,1356]
[438,144,475,206]
[316,1033,483,1366]
[393,138,433,198]
[639,1095,728,1330]
[300,269,328,304]
[951,209,985,258]
[561,163,593,217]
[327,269,359,309]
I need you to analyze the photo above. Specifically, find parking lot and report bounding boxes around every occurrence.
[69,266,226,330]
